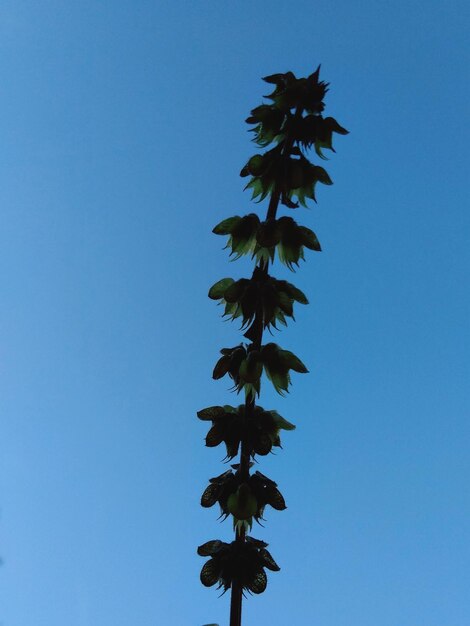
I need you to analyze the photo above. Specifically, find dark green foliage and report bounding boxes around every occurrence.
[198,537,280,594]
[248,471,287,520]
[213,215,321,269]
[212,214,260,260]
[198,68,346,617]
[297,115,349,158]
[197,404,295,460]
[208,267,308,338]
[212,344,261,396]
[262,67,328,114]
[243,68,348,208]
[212,342,307,396]
[240,147,332,206]
[201,470,238,517]
[261,342,309,395]
[201,469,286,526]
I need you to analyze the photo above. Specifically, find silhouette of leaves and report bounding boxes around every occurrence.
[198,537,280,594]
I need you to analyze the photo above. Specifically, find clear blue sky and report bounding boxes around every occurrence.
[0,2,469,625]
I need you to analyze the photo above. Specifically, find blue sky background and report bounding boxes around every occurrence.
[0,1,469,625]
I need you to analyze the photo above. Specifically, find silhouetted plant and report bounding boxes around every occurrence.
[197,67,347,626]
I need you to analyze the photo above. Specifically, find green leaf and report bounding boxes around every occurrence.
[260,548,280,571]
[284,281,309,304]
[248,570,267,594]
[275,310,288,327]
[299,226,321,251]
[212,355,231,379]
[200,560,220,587]
[278,243,301,270]
[197,540,224,557]
[313,165,333,185]
[264,366,290,395]
[268,487,287,511]
[260,342,280,363]
[197,406,226,421]
[279,350,308,373]
[325,116,349,135]
[247,154,265,176]
[247,104,271,121]
[314,140,330,160]
[208,278,234,300]
[224,279,249,303]
[224,301,239,317]
[201,483,220,507]
[243,378,261,398]
[278,291,293,317]
[227,214,260,258]
[255,433,273,455]
[245,177,273,202]
[205,424,225,447]
[270,411,296,431]
[239,354,263,383]
[262,73,285,84]
[213,216,241,235]
[256,219,282,248]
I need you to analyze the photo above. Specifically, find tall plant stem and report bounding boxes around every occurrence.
[229,106,302,626]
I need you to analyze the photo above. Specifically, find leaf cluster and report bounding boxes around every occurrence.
[213,342,308,396]
[287,114,349,158]
[197,404,295,460]
[213,215,321,269]
[247,103,348,158]
[198,537,279,594]
[243,68,348,208]
[262,67,328,114]
[247,68,347,148]
[201,469,286,526]
[240,146,332,206]
[209,267,308,339]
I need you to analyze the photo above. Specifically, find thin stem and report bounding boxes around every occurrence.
[229,579,243,626]
[229,105,303,626]
[229,525,245,626]
[266,187,282,222]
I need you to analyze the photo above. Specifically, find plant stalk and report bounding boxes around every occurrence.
[229,106,302,626]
